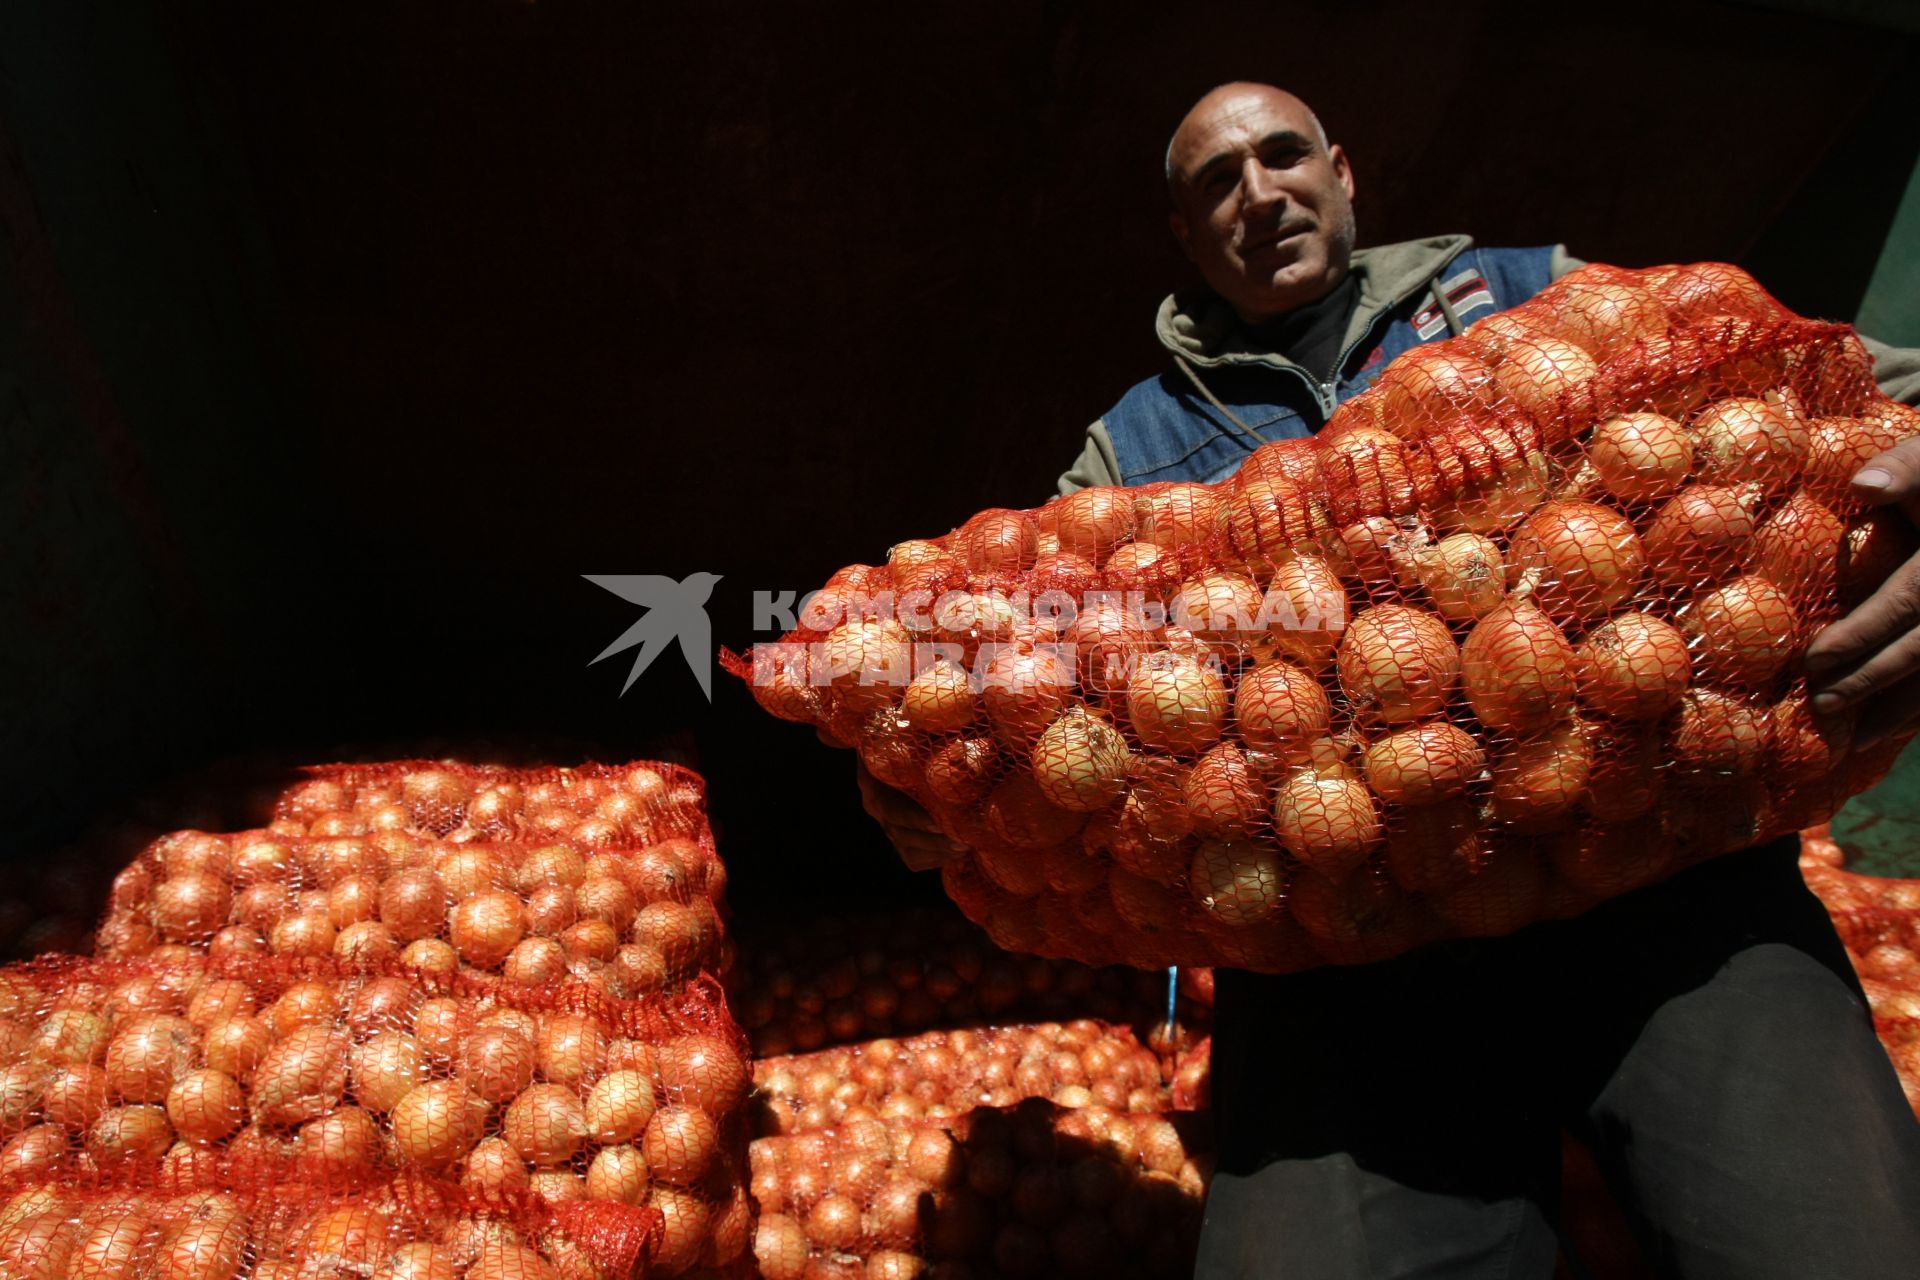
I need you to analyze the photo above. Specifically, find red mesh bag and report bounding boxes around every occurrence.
[0,952,753,1276]
[731,263,1920,973]
[725,905,1170,1057]
[748,1098,1209,1280]
[750,1021,1170,1138]
[95,824,730,997]
[0,1156,659,1279]
[1801,846,1920,1117]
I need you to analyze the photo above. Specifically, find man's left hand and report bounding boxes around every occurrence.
[1804,435,1920,747]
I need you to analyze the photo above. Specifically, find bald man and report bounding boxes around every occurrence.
[1032,83,1920,1280]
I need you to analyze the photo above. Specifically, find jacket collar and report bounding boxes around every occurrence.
[1154,234,1475,371]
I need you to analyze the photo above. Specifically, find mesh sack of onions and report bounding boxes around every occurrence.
[0,952,755,1277]
[732,262,1920,973]
[748,1098,1209,1280]
[1801,860,1920,1117]
[0,1156,658,1280]
[750,1021,1170,1138]
[726,905,1170,1057]
[95,823,731,997]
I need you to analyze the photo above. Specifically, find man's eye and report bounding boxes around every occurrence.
[1205,173,1235,195]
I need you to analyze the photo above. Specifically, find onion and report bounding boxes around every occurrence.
[1668,688,1770,781]
[1029,552,1101,600]
[1106,868,1185,934]
[1696,396,1807,483]
[1271,769,1381,877]
[1769,696,1853,791]
[1489,718,1591,832]
[1362,722,1485,806]
[1550,282,1667,360]
[1490,336,1598,435]
[1334,515,1430,589]
[1054,488,1135,565]
[1265,555,1350,672]
[1416,533,1505,621]
[984,775,1086,858]
[1750,492,1843,609]
[1287,868,1417,959]
[1421,428,1550,535]
[1580,720,1666,821]
[389,1078,487,1169]
[1374,346,1492,439]
[656,1033,750,1113]
[1506,502,1645,623]
[1224,478,1320,566]
[1171,573,1266,659]
[823,620,913,714]
[448,890,526,969]
[963,509,1040,573]
[1462,593,1575,732]
[1573,612,1690,720]
[1234,662,1332,757]
[1644,484,1764,590]
[1135,484,1221,550]
[1468,309,1559,363]
[1125,652,1228,755]
[1589,412,1692,505]
[901,658,979,734]
[1336,605,1460,724]
[1552,819,1672,898]
[889,540,969,600]
[982,646,1078,747]
[1644,262,1774,321]
[1429,848,1545,937]
[249,1025,348,1128]
[1029,708,1131,813]
[1321,427,1416,520]
[1183,745,1269,838]
[1681,575,1799,687]
[753,1213,810,1280]
[923,736,1002,807]
[1064,601,1152,697]
[1804,415,1910,506]
[1383,798,1488,894]
[1103,541,1182,598]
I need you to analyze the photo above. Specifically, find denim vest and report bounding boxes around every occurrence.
[1102,245,1559,485]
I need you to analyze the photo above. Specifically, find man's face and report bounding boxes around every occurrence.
[1168,86,1357,324]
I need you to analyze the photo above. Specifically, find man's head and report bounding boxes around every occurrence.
[1165,83,1357,324]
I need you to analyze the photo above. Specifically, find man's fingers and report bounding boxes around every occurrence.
[1809,604,1920,715]
[1852,436,1920,503]
[1805,551,1920,680]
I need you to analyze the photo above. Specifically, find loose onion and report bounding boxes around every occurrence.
[1506,502,1645,623]
[1271,769,1381,877]
[1362,722,1485,806]
[1682,575,1799,687]
[1124,652,1228,755]
[1691,396,1808,488]
[1416,533,1505,621]
[1336,605,1460,724]
[1573,611,1690,720]
[1462,594,1574,732]
[1588,412,1692,505]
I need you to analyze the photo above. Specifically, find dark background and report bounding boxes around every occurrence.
[3,0,1916,920]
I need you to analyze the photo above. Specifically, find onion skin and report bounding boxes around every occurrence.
[1188,840,1285,926]
[1462,595,1575,732]
[1336,605,1460,725]
[1124,652,1228,755]
[1031,708,1131,813]
[1272,770,1382,877]
[1490,336,1598,436]
[1644,485,1762,591]
[1749,493,1843,611]
[1266,555,1350,672]
[1234,661,1332,757]
[1682,575,1801,688]
[1589,412,1692,505]
[1506,502,1645,624]
[1362,722,1486,806]
[1574,612,1690,720]
[1691,396,1808,488]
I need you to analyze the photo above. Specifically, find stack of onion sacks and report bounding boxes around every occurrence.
[749,1097,1209,1280]
[736,262,1920,974]
[0,951,754,1277]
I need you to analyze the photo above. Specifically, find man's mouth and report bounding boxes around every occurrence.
[1244,225,1312,255]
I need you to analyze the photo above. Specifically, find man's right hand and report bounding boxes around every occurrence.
[855,760,968,872]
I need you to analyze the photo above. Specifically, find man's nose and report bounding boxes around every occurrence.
[1240,158,1284,213]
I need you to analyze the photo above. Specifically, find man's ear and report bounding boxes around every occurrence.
[1169,211,1196,263]
[1329,143,1356,203]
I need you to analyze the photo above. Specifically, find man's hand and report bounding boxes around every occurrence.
[1805,436,1920,747]
[856,759,968,872]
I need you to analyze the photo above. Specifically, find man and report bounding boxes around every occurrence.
[865,83,1920,1277]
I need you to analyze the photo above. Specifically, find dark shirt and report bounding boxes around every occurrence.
[1240,272,1360,386]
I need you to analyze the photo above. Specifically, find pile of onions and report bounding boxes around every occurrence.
[750,1098,1209,1280]
[737,258,1916,977]
[752,1020,1171,1138]
[1801,853,1920,1117]
[0,952,754,1278]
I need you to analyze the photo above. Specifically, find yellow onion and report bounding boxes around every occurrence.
[900,656,978,733]
[1188,841,1284,926]
[1321,427,1417,521]
[1491,336,1598,437]
[1580,720,1665,821]
[1682,575,1800,688]
[1588,412,1692,505]
[1573,611,1690,720]
[1423,431,1551,536]
[1031,708,1131,813]
[1361,722,1486,806]
[1749,492,1843,610]
[1336,605,1460,725]
[1225,478,1321,566]
[981,646,1077,746]
[1804,414,1910,506]
[1506,502,1645,624]
[1550,819,1672,899]
[1124,652,1228,755]
[984,774,1087,856]
[1373,346,1493,439]
[822,620,912,714]
[1768,695,1853,791]
[1490,718,1590,832]
[1233,661,1332,757]
[1461,593,1573,732]
[1172,573,1266,660]
[1334,516,1430,590]
[1691,396,1808,488]
[961,508,1039,573]
[1643,484,1764,591]
[1265,555,1350,672]
[1416,532,1505,621]
[1668,688,1770,781]
[1429,848,1546,937]
[1103,541,1182,598]
[1837,511,1920,610]
[1643,262,1774,321]
[1053,488,1135,565]
[1551,281,1667,360]
[1287,868,1420,961]
[1384,798,1489,895]
[1135,484,1221,550]
[1271,769,1381,877]
[923,735,1001,806]
[1184,744,1270,838]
